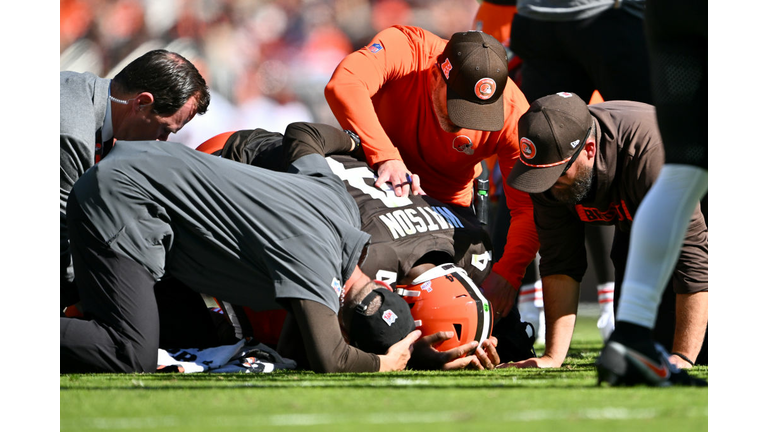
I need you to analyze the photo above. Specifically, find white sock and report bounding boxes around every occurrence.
[518,280,544,339]
[616,165,708,328]
[596,282,615,341]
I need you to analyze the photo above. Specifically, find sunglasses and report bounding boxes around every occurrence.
[560,125,592,176]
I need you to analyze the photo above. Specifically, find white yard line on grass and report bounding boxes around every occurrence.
[62,407,707,429]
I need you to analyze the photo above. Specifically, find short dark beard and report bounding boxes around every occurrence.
[551,163,593,204]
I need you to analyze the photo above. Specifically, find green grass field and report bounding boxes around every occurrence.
[60,313,708,431]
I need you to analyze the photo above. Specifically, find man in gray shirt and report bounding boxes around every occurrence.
[60,49,210,310]
[60,125,419,374]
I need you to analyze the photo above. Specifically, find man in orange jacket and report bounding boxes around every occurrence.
[325,26,537,322]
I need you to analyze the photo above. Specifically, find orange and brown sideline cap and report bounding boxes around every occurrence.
[507,92,593,193]
[437,31,508,131]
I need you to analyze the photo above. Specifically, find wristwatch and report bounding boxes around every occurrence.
[343,129,361,152]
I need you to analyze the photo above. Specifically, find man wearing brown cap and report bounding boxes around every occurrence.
[505,92,707,385]
[325,26,537,337]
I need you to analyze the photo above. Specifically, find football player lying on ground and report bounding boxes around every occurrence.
[155,123,502,370]
[61,122,428,374]
[156,262,502,371]
[165,122,540,369]
[61,122,508,372]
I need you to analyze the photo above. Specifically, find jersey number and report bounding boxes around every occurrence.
[327,158,413,208]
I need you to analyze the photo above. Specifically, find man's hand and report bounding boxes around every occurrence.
[481,270,517,321]
[472,336,501,370]
[409,331,476,370]
[375,159,425,197]
[497,275,579,370]
[378,330,422,372]
[498,354,561,369]
[408,332,501,370]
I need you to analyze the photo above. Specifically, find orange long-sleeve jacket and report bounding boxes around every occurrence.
[325,25,539,289]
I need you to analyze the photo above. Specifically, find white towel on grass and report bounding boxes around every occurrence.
[157,339,297,373]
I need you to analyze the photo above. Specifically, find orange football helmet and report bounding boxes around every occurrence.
[397,263,493,352]
[196,131,235,154]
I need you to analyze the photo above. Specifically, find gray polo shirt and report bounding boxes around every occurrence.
[60,71,110,284]
[72,140,370,313]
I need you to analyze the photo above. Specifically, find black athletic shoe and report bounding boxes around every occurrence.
[493,313,537,363]
[596,341,707,387]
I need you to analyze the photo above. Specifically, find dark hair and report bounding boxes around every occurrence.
[339,280,381,332]
[112,49,210,116]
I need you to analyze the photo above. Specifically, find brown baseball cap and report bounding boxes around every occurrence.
[437,31,509,131]
[507,92,593,193]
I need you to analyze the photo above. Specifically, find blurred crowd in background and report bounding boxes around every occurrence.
[60,0,482,148]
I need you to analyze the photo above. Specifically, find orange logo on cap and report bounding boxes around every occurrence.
[475,78,496,100]
[441,58,453,80]
[521,137,536,159]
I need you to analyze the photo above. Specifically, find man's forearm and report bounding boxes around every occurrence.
[541,274,581,366]
[671,291,708,364]
[494,186,538,289]
[288,299,380,373]
[283,122,355,165]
